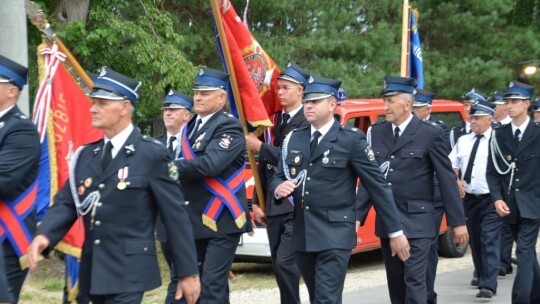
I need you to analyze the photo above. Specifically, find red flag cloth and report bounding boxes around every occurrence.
[33,43,103,255]
[220,0,281,127]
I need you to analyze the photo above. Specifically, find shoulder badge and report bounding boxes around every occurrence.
[219,134,232,149]
[168,162,179,180]
[364,145,375,162]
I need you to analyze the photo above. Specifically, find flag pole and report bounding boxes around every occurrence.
[400,0,410,77]
[210,0,266,212]
[25,0,93,88]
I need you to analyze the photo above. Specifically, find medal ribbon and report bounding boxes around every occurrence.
[0,180,38,266]
[180,126,246,232]
[117,167,128,181]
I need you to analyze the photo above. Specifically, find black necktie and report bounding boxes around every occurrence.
[168,136,176,154]
[310,131,321,155]
[279,113,290,135]
[514,129,521,147]
[393,127,400,144]
[189,118,201,140]
[101,141,113,171]
[463,134,483,183]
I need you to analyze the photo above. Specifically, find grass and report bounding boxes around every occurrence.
[19,244,276,304]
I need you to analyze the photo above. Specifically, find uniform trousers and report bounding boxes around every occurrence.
[89,292,144,304]
[499,222,514,273]
[266,213,301,304]
[2,241,28,303]
[463,193,502,293]
[509,217,540,304]
[0,242,14,303]
[426,205,444,304]
[382,236,431,304]
[184,233,241,304]
[295,248,350,304]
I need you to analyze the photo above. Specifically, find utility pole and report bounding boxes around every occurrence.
[0,0,29,115]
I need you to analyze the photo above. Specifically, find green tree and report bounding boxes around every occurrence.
[27,0,540,121]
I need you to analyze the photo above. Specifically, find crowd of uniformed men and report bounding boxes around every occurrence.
[1,52,540,304]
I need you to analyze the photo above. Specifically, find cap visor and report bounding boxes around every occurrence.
[303,92,332,102]
[413,102,429,107]
[162,103,189,109]
[193,84,223,91]
[277,74,302,84]
[87,88,126,100]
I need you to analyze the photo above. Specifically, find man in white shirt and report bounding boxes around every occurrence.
[449,100,503,299]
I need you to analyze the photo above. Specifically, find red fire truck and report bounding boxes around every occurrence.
[236,98,468,261]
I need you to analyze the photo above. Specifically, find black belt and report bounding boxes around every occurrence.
[465,192,489,199]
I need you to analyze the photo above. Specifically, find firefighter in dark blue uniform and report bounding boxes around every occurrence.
[531,97,540,123]
[155,89,194,304]
[174,67,249,304]
[271,75,410,304]
[357,76,468,304]
[245,62,310,304]
[487,81,540,304]
[411,89,450,304]
[0,55,40,303]
[28,67,200,304]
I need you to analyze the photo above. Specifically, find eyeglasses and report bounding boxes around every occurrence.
[274,86,300,93]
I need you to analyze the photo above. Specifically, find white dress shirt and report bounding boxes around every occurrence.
[104,124,134,158]
[449,128,491,194]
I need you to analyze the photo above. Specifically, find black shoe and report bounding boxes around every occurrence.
[471,278,478,286]
[511,257,517,265]
[506,266,513,274]
[498,267,507,276]
[476,289,494,298]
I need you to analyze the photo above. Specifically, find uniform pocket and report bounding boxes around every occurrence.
[328,209,355,223]
[407,200,434,213]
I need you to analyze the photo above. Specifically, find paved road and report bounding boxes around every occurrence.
[342,256,538,304]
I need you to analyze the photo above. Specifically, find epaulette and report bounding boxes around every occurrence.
[13,112,29,120]
[420,120,438,129]
[142,135,163,146]
[369,120,385,130]
[222,111,235,118]
[340,125,362,134]
[292,125,309,132]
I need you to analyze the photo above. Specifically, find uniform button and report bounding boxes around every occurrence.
[515,158,518,161]
[344,215,348,219]
[98,184,105,189]
[309,163,313,167]
[388,183,392,186]
[307,177,311,181]
[390,155,395,159]
[421,206,425,210]
[516,168,519,171]
[185,201,190,206]
[305,191,310,195]
[515,179,520,182]
[389,168,394,172]
[305,206,310,210]
[516,189,519,192]
[410,152,414,155]
[94,220,101,226]
[94,239,101,245]
[144,247,148,252]
[97,202,103,207]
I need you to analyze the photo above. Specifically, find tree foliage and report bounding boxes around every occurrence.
[27,0,540,121]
